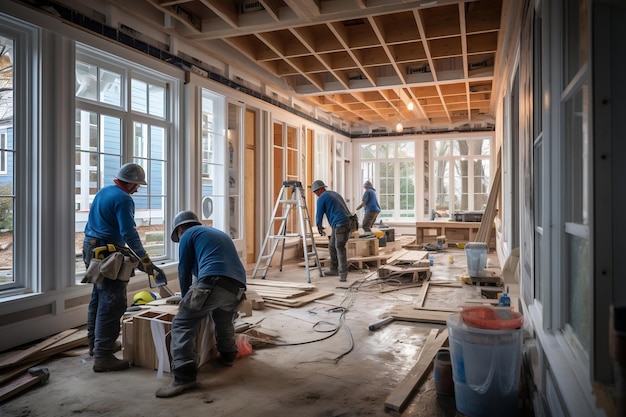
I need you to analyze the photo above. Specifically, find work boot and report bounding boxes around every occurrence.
[219,351,237,366]
[339,273,347,282]
[324,269,339,276]
[89,340,122,356]
[155,380,199,398]
[93,355,130,372]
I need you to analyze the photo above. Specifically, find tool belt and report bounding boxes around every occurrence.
[82,244,139,284]
[204,276,246,300]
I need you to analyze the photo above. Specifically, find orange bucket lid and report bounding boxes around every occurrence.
[460,306,524,330]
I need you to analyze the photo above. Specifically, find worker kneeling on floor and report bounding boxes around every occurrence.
[155,210,247,398]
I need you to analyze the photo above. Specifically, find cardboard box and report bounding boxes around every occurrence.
[124,307,214,371]
[347,238,378,258]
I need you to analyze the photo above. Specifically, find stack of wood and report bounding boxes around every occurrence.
[378,249,431,283]
[246,279,333,309]
[0,329,88,403]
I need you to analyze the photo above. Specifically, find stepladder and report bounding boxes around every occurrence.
[251,181,324,283]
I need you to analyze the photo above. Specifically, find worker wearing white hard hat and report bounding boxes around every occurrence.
[311,180,353,282]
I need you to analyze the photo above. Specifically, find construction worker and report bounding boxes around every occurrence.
[156,210,247,398]
[355,180,381,233]
[311,180,352,282]
[82,163,156,372]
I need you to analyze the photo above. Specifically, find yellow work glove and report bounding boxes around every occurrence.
[140,254,155,276]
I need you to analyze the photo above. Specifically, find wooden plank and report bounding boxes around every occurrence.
[384,328,449,411]
[379,282,424,293]
[263,290,334,306]
[388,305,453,325]
[0,329,78,369]
[0,371,42,403]
[415,281,430,308]
[475,149,501,243]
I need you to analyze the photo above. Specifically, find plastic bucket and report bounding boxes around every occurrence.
[464,242,487,277]
[446,312,523,417]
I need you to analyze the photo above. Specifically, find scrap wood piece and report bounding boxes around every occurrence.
[245,290,265,310]
[384,328,449,411]
[388,305,453,325]
[379,282,424,293]
[0,360,41,386]
[0,329,78,370]
[262,290,334,307]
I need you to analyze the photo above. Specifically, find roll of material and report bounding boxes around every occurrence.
[368,317,394,331]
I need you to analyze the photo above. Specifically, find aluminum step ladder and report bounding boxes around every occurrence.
[251,180,324,283]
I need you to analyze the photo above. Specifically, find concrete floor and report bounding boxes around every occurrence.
[0,244,534,417]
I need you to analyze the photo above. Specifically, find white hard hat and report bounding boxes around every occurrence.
[116,163,147,185]
[311,180,326,192]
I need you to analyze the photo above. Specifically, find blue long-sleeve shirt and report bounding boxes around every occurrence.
[361,188,381,213]
[177,225,247,297]
[83,184,146,258]
[315,189,352,228]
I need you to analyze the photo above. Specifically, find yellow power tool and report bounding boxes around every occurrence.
[93,244,117,260]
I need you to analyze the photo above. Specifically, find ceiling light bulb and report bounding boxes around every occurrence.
[396,122,403,132]
[407,102,414,111]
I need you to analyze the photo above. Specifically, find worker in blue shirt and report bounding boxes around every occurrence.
[356,180,381,233]
[311,180,352,282]
[82,163,156,372]
[156,210,247,398]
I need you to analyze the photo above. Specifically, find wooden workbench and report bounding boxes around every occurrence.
[414,221,495,249]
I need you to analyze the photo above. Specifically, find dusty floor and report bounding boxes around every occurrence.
[0,243,534,417]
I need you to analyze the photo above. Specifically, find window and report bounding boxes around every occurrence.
[561,0,591,363]
[201,89,226,231]
[432,137,490,218]
[359,142,415,221]
[75,45,175,276]
[0,20,35,290]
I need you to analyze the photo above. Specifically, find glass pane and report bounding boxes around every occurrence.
[473,159,489,210]
[434,159,449,215]
[434,140,450,156]
[564,83,589,225]
[397,142,415,157]
[102,115,121,155]
[379,162,394,212]
[454,159,468,211]
[567,232,591,354]
[453,140,470,156]
[564,0,588,84]
[148,159,165,197]
[76,61,98,101]
[0,36,14,283]
[148,84,165,118]
[399,162,415,215]
[360,144,376,159]
[133,122,148,158]
[150,125,165,160]
[131,79,148,113]
[99,69,121,107]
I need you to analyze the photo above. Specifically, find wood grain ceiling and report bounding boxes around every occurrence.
[77,0,505,133]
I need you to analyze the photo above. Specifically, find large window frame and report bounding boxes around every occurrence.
[431,136,491,218]
[358,141,416,222]
[74,44,176,278]
[0,17,37,293]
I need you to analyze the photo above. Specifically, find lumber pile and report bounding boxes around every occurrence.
[378,249,430,282]
[0,329,88,403]
[246,279,333,308]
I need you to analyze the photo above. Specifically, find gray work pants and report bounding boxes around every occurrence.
[170,283,242,383]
